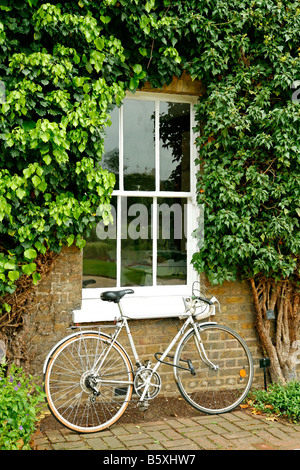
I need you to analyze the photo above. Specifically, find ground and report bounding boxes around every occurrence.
[39,395,206,432]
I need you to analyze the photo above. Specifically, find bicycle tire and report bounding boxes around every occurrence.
[174,324,253,414]
[44,332,134,433]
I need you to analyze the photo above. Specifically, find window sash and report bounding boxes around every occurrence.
[83,92,199,298]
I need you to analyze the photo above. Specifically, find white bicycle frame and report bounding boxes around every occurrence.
[43,291,220,405]
[90,301,218,403]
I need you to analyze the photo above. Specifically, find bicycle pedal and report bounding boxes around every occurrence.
[137,401,149,412]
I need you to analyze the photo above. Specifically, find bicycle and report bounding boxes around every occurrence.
[43,282,254,433]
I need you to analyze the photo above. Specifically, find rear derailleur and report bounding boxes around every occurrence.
[85,375,100,403]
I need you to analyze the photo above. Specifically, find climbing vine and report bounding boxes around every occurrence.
[0,0,299,380]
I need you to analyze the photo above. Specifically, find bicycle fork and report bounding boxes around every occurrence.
[192,324,219,371]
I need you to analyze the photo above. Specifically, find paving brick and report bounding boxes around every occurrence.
[127,445,147,450]
[281,440,300,450]
[192,416,221,425]
[122,437,156,447]
[231,410,253,420]
[102,436,124,449]
[121,423,152,433]
[163,419,183,428]
[163,438,198,449]
[253,429,282,441]
[167,443,199,450]
[36,442,53,450]
[52,440,90,450]
[189,435,220,450]
[110,425,130,436]
[175,417,200,427]
[63,433,83,442]
[44,430,66,443]
[160,428,184,440]
[146,430,172,442]
[267,427,293,440]
[222,411,244,422]
[146,443,167,450]
[182,429,213,439]
[253,443,276,450]
[205,433,236,449]
[221,430,253,440]
[115,432,146,442]
[140,422,170,431]
[239,421,269,431]
[203,423,230,434]
[84,438,108,450]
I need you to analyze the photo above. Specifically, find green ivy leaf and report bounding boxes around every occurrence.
[129,77,139,91]
[22,263,37,275]
[66,234,75,246]
[133,64,143,75]
[94,37,105,51]
[32,175,41,188]
[100,16,111,24]
[32,272,41,284]
[24,249,37,261]
[16,188,26,200]
[8,270,20,281]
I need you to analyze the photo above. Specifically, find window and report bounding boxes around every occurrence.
[80,92,199,320]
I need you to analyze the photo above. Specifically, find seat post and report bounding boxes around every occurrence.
[117,301,124,317]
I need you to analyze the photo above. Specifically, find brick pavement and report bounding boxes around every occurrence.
[32,410,300,451]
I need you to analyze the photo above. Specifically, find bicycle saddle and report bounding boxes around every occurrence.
[100,289,134,303]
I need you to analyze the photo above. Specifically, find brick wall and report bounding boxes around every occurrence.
[20,245,82,377]
[141,70,205,96]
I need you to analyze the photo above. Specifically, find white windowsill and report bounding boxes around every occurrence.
[73,289,191,323]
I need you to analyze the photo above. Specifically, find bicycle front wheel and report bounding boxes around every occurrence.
[44,333,134,433]
[174,324,253,414]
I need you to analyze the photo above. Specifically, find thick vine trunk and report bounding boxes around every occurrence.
[250,277,300,384]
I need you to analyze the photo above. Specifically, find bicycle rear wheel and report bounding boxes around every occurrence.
[44,333,133,433]
[174,324,253,414]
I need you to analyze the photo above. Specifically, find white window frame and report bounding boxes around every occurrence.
[74,91,200,322]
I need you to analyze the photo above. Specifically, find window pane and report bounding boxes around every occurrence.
[123,100,155,191]
[83,197,117,287]
[101,107,119,190]
[157,198,187,285]
[159,102,190,192]
[121,197,153,286]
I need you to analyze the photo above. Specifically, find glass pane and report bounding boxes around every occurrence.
[83,197,117,288]
[101,107,119,190]
[159,102,190,192]
[123,100,155,191]
[157,198,187,285]
[121,197,153,286]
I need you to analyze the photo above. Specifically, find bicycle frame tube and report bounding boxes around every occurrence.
[92,302,218,397]
[93,310,194,389]
[152,317,193,373]
[92,301,142,378]
[136,316,195,402]
[93,321,125,375]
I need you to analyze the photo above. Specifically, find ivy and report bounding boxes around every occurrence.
[0,0,299,315]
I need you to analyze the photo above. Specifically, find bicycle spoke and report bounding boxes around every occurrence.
[45,333,133,432]
[175,325,253,414]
